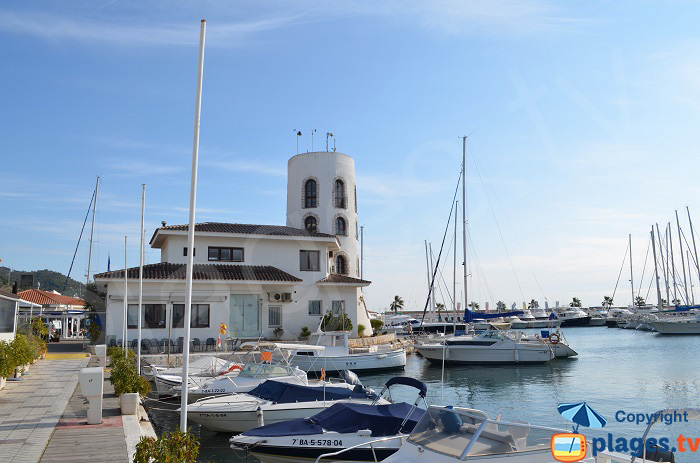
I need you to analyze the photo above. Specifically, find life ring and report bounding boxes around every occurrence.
[548,333,561,345]
[218,364,242,376]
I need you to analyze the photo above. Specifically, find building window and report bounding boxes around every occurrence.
[172,304,210,328]
[183,247,195,256]
[304,179,317,208]
[127,304,139,329]
[268,306,282,327]
[144,304,166,329]
[0,298,16,333]
[308,300,322,316]
[300,250,320,271]
[208,247,244,262]
[336,255,347,275]
[336,217,347,236]
[334,179,346,208]
[304,216,317,233]
[332,300,345,315]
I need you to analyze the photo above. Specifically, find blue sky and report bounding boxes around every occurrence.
[3,1,700,310]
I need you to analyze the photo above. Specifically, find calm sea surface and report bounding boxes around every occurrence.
[146,327,700,462]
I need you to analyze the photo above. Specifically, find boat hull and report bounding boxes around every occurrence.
[650,320,700,335]
[559,316,591,327]
[290,350,406,373]
[189,404,330,433]
[416,344,553,364]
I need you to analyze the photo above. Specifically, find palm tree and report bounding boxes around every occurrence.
[635,296,646,307]
[602,296,613,308]
[389,295,404,314]
[570,297,582,308]
[496,301,506,312]
[527,299,539,309]
[672,298,681,306]
[468,301,480,310]
[436,302,445,321]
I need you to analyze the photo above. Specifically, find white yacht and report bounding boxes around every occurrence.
[650,311,700,334]
[286,331,406,373]
[187,378,384,433]
[554,307,591,327]
[415,330,554,365]
[230,377,428,463]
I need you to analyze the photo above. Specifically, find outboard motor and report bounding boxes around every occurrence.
[634,445,675,463]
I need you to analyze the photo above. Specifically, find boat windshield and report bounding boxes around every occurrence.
[237,363,295,378]
[475,330,507,340]
[408,406,562,459]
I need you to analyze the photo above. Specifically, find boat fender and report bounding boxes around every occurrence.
[548,333,560,345]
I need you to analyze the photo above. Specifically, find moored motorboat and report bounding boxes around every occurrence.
[230,377,428,463]
[415,330,554,365]
[187,377,382,433]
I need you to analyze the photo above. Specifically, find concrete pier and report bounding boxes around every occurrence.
[0,341,155,463]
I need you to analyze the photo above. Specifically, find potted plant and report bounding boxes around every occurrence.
[0,341,17,391]
[109,349,151,415]
[299,326,311,341]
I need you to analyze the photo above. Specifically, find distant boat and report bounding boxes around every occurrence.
[415,330,554,365]
[651,312,700,334]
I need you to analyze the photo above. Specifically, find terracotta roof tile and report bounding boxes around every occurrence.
[150,222,334,244]
[317,274,371,285]
[94,263,302,283]
[17,289,87,307]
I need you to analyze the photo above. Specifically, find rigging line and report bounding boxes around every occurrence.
[679,227,699,269]
[468,140,547,301]
[466,231,495,302]
[467,143,525,301]
[637,236,651,302]
[64,187,97,292]
[611,241,629,304]
[432,241,456,307]
[419,168,463,328]
[645,264,654,302]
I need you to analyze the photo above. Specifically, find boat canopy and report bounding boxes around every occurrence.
[247,380,369,404]
[385,377,427,398]
[464,308,523,322]
[244,402,425,437]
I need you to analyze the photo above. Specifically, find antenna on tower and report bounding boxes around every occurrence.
[294,129,302,155]
[326,132,334,152]
[311,129,317,152]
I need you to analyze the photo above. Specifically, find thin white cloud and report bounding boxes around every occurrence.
[202,159,286,177]
[0,10,304,47]
[105,158,184,177]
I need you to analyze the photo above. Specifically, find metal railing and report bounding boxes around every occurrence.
[314,434,406,463]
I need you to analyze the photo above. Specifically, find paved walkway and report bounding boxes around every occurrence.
[0,357,90,463]
[0,341,144,463]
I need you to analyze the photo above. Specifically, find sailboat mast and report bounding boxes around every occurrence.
[688,250,695,305]
[461,136,468,316]
[453,200,458,332]
[676,210,689,304]
[137,184,146,376]
[86,176,100,284]
[424,240,431,313]
[686,206,700,286]
[669,222,677,304]
[429,243,436,315]
[123,235,128,355]
[656,223,670,306]
[651,227,663,310]
[629,234,634,307]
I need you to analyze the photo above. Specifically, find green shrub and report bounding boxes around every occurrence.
[88,317,102,345]
[370,319,384,335]
[109,348,151,397]
[0,341,19,378]
[357,324,366,337]
[11,334,33,366]
[29,317,48,339]
[320,312,353,332]
[299,326,311,340]
[134,428,199,463]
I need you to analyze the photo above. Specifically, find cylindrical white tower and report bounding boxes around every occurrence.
[287,151,359,277]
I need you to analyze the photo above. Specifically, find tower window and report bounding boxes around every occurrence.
[336,255,347,275]
[304,216,317,233]
[334,179,346,208]
[336,217,347,236]
[304,179,317,208]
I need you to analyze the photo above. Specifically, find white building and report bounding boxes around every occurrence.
[95,150,372,344]
[0,289,20,343]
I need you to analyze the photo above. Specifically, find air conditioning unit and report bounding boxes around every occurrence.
[269,293,293,303]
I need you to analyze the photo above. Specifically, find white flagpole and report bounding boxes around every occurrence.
[180,19,206,432]
[123,235,128,355]
[137,184,146,375]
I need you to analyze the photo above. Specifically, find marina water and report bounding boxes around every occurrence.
[147,327,700,462]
